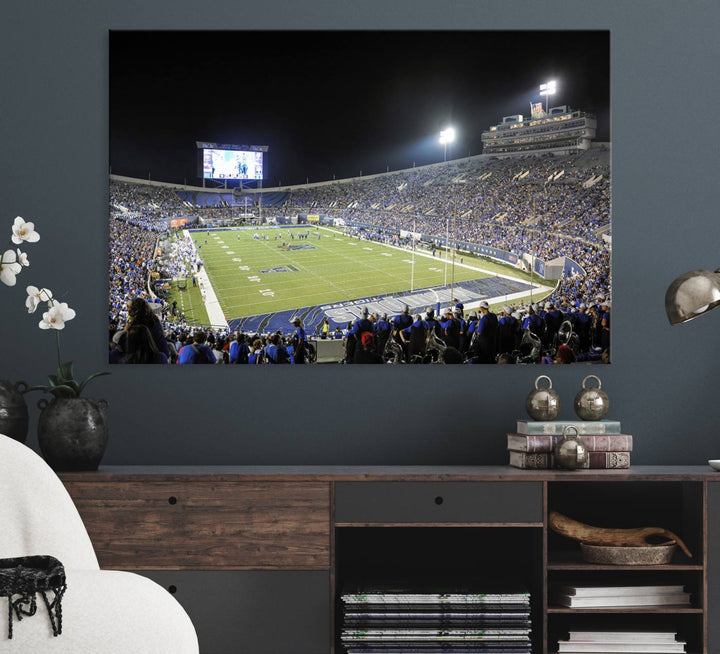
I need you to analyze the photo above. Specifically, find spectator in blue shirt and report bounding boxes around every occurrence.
[177,331,215,364]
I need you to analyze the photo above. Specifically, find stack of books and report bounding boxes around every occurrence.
[340,586,532,653]
[557,630,686,653]
[551,584,691,609]
[507,420,632,469]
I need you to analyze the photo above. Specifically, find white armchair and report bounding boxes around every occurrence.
[0,434,199,653]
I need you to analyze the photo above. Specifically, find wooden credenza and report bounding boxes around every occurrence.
[60,466,720,654]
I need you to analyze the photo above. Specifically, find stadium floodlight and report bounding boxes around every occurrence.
[665,268,720,325]
[540,80,557,113]
[439,127,456,162]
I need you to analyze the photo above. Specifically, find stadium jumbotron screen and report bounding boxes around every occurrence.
[202,148,264,180]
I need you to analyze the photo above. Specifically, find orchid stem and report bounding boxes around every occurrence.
[56,329,62,370]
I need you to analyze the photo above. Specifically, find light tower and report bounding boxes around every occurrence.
[540,80,557,114]
[439,127,455,162]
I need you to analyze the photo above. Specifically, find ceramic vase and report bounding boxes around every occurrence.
[37,397,109,471]
[0,380,29,443]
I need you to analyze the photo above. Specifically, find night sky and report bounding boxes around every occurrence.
[110,30,610,188]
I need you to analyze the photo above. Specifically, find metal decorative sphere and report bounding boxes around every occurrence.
[554,426,589,470]
[525,375,561,421]
[574,375,609,421]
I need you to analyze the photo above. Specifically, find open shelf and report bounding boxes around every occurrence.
[546,610,704,654]
[547,550,702,571]
[545,480,706,654]
[548,606,704,613]
[328,475,711,654]
[335,526,543,654]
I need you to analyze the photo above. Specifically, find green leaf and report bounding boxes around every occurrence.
[47,375,78,394]
[77,371,110,396]
[24,384,52,394]
[49,384,79,399]
[58,361,74,383]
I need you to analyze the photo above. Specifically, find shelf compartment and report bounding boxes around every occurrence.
[546,569,704,613]
[547,611,703,654]
[547,481,704,564]
[335,526,543,654]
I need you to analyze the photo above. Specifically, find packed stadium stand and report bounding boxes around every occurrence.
[109,144,610,364]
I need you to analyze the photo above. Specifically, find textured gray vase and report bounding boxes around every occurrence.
[37,398,109,471]
[0,380,29,443]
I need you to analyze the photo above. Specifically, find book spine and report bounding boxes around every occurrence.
[509,451,630,469]
[517,420,621,435]
[550,451,630,469]
[507,433,632,453]
[509,451,550,469]
[580,451,631,469]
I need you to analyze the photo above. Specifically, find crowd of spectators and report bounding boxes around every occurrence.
[108,217,159,327]
[109,314,318,365]
[108,149,611,363]
[284,151,611,307]
[334,298,609,365]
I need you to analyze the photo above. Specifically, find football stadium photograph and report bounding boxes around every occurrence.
[109,30,610,365]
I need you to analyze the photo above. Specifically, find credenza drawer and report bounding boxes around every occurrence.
[334,481,542,524]
[138,570,330,654]
[65,481,331,569]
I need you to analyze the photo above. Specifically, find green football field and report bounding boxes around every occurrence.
[168,226,538,325]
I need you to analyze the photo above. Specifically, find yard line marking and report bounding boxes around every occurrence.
[251,233,353,297]
[197,225,538,320]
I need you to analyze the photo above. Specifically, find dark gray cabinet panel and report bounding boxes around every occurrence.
[334,481,543,523]
[137,570,330,654]
[708,483,720,654]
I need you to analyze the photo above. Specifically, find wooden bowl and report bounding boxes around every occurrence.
[580,542,677,565]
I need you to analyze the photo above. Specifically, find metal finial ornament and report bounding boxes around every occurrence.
[574,375,610,421]
[554,425,589,470]
[525,375,560,421]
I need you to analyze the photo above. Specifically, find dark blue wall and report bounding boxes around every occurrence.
[1,1,718,465]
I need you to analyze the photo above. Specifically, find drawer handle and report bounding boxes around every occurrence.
[434,496,444,505]
[168,496,178,505]
[168,585,178,594]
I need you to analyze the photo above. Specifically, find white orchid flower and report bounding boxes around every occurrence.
[11,216,40,245]
[0,249,22,286]
[16,249,29,266]
[26,285,53,313]
[39,301,76,330]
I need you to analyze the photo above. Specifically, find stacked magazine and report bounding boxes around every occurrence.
[557,630,686,653]
[340,586,532,654]
[551,584,691,609]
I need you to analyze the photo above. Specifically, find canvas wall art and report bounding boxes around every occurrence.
[109,30,610,365]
